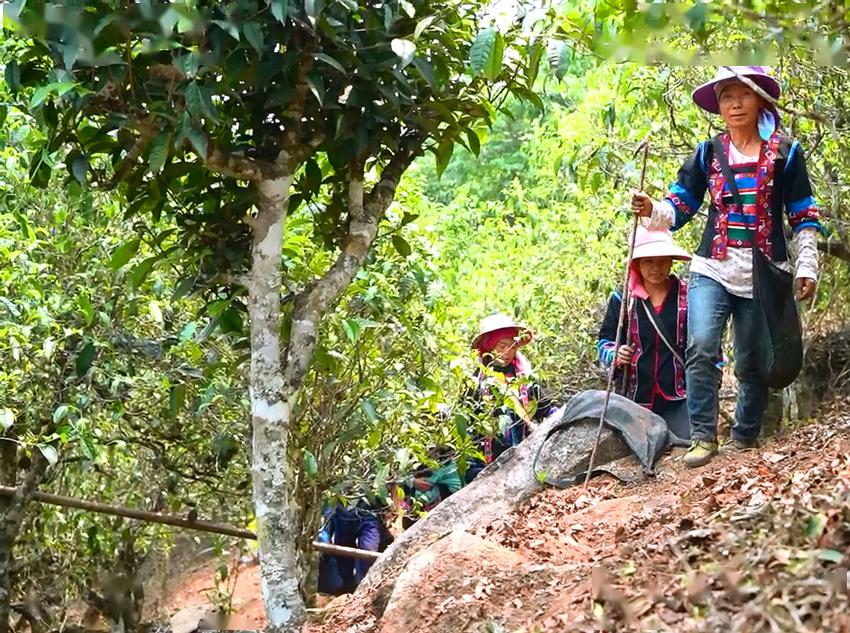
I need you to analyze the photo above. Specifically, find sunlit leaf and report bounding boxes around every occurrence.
[391,38,416,67]
[269,0,288,22]
[53,405,70,425]
[38,445,59,466]
[1,409,14,432]
[109,238,140,270]
[303,449,319,476]
[77,294,94,326]
[314,53,346,75]
[469,29,504,80]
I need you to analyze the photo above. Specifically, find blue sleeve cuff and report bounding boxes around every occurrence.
[793,220,824,234]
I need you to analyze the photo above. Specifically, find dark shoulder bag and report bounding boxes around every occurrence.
[712,137,803,389]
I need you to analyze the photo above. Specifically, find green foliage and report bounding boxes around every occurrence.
[0,102,251,623]
[2,3,850,626]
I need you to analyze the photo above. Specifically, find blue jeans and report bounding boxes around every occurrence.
[317,505,381,595]
[687,273,768,442]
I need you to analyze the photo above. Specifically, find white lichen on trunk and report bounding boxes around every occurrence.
[248,175,306,633]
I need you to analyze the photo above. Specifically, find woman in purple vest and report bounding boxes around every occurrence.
[631,66,822,468]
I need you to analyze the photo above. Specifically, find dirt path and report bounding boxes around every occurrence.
[158,557,266,631]
[158,401,850,632]
[309,401,850,632]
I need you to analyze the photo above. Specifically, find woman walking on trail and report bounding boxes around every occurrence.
[597,226,692,441]
[632,66,822,468]
[464,313,557,481]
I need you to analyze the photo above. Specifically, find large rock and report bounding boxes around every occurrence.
[360,401,634,592]
[378,531,527,633]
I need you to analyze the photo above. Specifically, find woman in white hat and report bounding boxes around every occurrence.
[464,313,556,481]
[597,226,691,440]
[631,66,822,467]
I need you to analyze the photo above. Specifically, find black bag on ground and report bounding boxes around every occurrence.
[713,136,803,389]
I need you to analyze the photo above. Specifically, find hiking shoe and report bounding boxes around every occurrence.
[719,438,759,454]
[683,440,718,468]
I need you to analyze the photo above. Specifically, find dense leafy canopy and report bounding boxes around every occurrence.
[1,0,850,631]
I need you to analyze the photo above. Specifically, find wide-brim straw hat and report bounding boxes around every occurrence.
[471,313,533,350]
[691,65,781,128]
[631,226,691,261]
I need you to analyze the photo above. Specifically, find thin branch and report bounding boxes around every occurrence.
[206,145,282,182]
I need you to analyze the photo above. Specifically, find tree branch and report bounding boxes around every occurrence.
[817,238,850,263]
[206,145,282,182]
[281,141,422,394]
[1,452,47,544]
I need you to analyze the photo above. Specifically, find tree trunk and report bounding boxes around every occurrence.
[0,451,46,633]
[248,175,306,633]
[0,439,16,633]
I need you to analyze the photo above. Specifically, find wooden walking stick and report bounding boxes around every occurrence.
[584,136,651,486]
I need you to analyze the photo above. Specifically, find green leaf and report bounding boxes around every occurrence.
[433,136,454,177]
[314,53,346,75]
[0,105,7,128]
[466,128,481,157]
[303,449,319,476]
[75,340,96,377]
[70,152,89,183]
[148,131,171,174]
[53,405,70,425]
[813,549,844,563]
[400,212,419,226]
[550,41,571,80]
[306,73,324,106]
[29,81,76,109]
[179,322,197,342]
[77,294,94,326]
[1,408,14,432]
[173,111,191,150]
[361,399,378,422]
[4,60,21,92]
[169,384,186,418]
[412,56,437,87]
[30,85,53,109]
[0,297,20,318]
[109,238,140,270]
[512,86,544,112]
[342,318,361,343]
[526,40,544,88]
[469,29,504,80]
[414,15,436,39]
[184,82,206,120]
[186,126,208,159]
[303,159,322,195]
[270,0,288,22]
[213,19,240,40]
[685,3,708,33]
[130,256,159,289]
[305,0,324,19]
[38,445,59,466]
[80,430,97,461]
[392,234,412,257]
[173,277,195,300]
[219,307,244,334]
[243,21,264,53]
[805,512,827,538]
[391,38,416,66]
